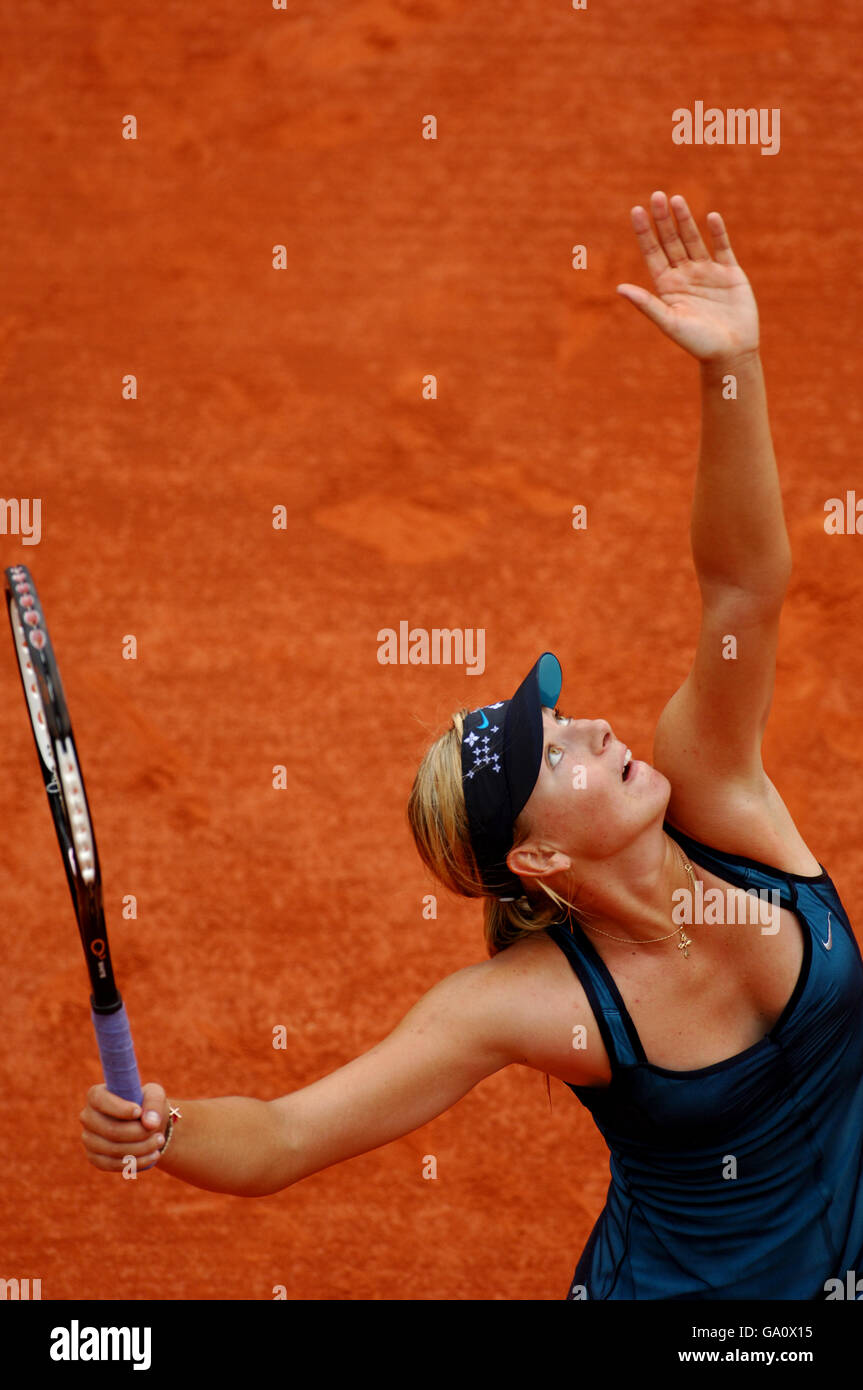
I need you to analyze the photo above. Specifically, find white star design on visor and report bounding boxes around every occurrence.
[464,732,502,779]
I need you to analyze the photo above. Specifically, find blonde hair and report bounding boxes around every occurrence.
[406,708,583,958]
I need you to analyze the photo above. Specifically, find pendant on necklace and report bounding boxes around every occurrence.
[677,927,693,959]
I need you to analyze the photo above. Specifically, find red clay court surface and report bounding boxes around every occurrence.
[1,1,862,1301]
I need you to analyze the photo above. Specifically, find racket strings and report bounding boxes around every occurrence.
[57,740,96,883]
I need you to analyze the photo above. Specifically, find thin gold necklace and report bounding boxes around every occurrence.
[579,839,698,958]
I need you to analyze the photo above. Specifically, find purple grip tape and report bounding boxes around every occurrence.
[91,1002,143,1106]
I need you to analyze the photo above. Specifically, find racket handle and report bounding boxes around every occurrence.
[91,999,143,1106]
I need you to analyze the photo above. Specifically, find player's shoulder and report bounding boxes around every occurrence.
[464,929,609,1086]
[662,771,822,876]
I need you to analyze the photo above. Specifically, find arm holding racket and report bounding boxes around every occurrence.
[80,953,569,1195]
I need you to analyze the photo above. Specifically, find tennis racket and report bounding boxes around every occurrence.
[5,564,143,1105]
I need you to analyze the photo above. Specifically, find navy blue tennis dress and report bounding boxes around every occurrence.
[545,819,863,1300]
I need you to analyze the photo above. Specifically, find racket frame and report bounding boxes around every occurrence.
[5,565,142,1105]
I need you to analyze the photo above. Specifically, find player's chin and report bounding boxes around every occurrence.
[623,760,671,806]
[653,766,674,808]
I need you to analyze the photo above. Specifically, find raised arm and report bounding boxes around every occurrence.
[618,193,792,801]
[618,190,789,599]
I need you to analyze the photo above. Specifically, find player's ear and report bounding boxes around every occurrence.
[507,841,571,882]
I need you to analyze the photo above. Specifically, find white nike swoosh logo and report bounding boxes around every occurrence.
[821,911,832,951]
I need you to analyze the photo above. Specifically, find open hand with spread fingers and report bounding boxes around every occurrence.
[616,191,760,363]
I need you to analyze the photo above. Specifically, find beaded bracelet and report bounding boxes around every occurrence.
[159,1115,175,1156]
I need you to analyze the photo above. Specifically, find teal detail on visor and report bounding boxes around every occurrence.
[537,653,562,707]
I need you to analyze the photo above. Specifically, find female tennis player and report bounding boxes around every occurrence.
[80,191,863,1300]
